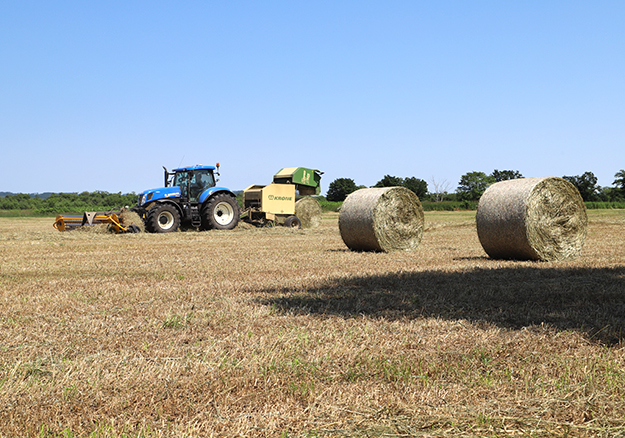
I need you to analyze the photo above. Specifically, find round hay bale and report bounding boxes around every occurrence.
[339,187,424,252]
[120,210,145,233]
[476,177,588,261]
[295,197,323,229]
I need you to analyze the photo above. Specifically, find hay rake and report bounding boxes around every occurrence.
[53,211,140,233]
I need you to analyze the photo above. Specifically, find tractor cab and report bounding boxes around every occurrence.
[166,165,218,202]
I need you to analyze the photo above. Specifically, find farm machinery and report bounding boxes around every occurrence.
[53,210,141,233]
[242,167,323,228]
[53,164,322,233]
[131,163,240,232]
[53,163,239,234]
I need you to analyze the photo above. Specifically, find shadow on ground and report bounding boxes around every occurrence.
[258,266,625,345]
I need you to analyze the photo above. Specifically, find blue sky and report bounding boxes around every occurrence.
[1,1,623,195]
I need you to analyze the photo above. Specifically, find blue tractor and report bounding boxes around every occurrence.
[132,163,240,233]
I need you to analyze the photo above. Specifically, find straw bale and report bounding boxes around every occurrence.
[476,177,588,261]
[120,210,145,233]
[339,187,424,252]
[295,197,322,229]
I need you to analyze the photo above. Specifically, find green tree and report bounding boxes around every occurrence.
[491,169,523,182]
[614,169,625,196]
[562,172,600,202]
[598,186,623,202]
[373,175,428,198]
[457,171,495,201]
[326,178,359,202]
[373,175,404,188]
[0,196,17,210]
[402,177,428,198]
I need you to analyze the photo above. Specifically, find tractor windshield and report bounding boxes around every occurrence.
[174,169,216,201]
[193,169,215,189]
[189,170,215,201]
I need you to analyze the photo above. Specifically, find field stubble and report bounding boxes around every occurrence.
[0,211,624,437]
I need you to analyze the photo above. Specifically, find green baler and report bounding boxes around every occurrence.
[272,167,323,195]
[242,167,323,228]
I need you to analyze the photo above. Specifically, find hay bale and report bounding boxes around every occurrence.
[339,187,424,252]
[120,210,145,233]
[476,177,588,261]
[295,197,323,228]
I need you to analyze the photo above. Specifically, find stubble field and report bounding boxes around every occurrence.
[1,210,624,437]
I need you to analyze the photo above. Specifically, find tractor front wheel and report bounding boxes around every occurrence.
[147,204,181,233]
[202,194,240,230]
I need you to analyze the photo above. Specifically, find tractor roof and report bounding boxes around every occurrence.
[173,165,216,172]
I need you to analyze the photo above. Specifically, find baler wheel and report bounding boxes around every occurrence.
[284,215,301,229]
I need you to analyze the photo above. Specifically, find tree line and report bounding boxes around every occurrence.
[2,169,624,214]
[326,169,625,203]
[0,191,138,213]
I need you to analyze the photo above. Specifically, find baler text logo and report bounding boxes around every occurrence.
[268,195,292,201]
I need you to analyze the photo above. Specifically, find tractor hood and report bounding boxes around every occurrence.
[138,186,181,206]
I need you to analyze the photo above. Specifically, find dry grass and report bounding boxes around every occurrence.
[1,210,624,437]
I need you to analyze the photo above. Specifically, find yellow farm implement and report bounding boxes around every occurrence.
[53,211,140,233]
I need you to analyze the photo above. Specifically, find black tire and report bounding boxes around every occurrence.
[202,194,240,230]
[147,204,181,233]
[283,215,301,229]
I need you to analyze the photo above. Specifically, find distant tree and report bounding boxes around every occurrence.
[614,170,625,195]
[402,177,428,198]
[491,169,523,182]
[598,186,623,202]
[372,175,428,198]
[326,178,359,202]
[562,172,600,202]
[373,175,404,188]
[429,177,452,202]
[0,196,16,210]
[457,171,495,201]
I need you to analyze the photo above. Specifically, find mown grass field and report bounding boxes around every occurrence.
[1,210,624,437]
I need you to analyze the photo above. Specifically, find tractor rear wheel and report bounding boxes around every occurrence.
[147,204,181,233]
[202,194,240,230]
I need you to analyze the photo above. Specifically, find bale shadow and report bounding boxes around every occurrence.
[258,266,625,345]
